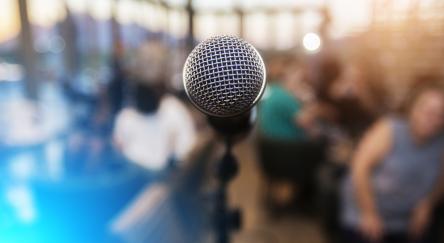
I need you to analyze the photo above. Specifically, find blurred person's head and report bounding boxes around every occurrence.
[327,63,358,100]
[282,59,314,102]
[131,36,169,84]
[328,53,386,115]
[317,55,342,101]
[405,77,444,141]
[133,82,164,114]
[331,56,381,96]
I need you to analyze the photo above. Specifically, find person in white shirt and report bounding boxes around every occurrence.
[113,82,197,171]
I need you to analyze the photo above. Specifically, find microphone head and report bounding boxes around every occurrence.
[183,35,266,117]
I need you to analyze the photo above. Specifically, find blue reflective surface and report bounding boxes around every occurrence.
[0,83,151,243]
[0,135,151,243]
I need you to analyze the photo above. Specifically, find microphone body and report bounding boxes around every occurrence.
[207,108,256,143]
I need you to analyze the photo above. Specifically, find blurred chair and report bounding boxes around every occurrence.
[316,162,347,243]
[256,136,325,212]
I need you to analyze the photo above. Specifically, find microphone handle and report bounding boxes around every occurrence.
[207,108,256,141]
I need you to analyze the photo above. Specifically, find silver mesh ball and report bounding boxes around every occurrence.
[183,35,266,117]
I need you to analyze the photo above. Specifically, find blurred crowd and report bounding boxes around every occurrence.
[1,23,444,243]
[0,0,443,242]
[61,34,444,243]
[254,49,444,243]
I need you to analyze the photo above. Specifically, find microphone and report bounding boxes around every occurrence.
[183,36,266,243]
[183,35,266,137]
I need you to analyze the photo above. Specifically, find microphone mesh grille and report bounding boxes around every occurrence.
[183,35,266,117]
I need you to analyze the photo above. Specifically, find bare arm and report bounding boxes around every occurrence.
[352,120,392,218]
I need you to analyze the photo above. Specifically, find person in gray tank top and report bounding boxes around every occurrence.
[341,81,444,243]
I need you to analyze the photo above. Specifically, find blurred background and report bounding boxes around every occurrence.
[0,0,444,243]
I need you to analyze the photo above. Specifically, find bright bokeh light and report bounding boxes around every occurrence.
[66,0,87,13]
[89,0,112,20]
[29,0,66,27]
[302,32,321,52]
[0,0,20,42]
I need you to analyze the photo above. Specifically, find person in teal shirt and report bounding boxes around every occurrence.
[256,72,323,211]
[257,82,307,141]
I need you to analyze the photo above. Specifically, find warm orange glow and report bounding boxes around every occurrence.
[0,0,20,43]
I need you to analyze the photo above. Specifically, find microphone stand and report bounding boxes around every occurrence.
[208,110,254,243]
[214,138,240,243]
